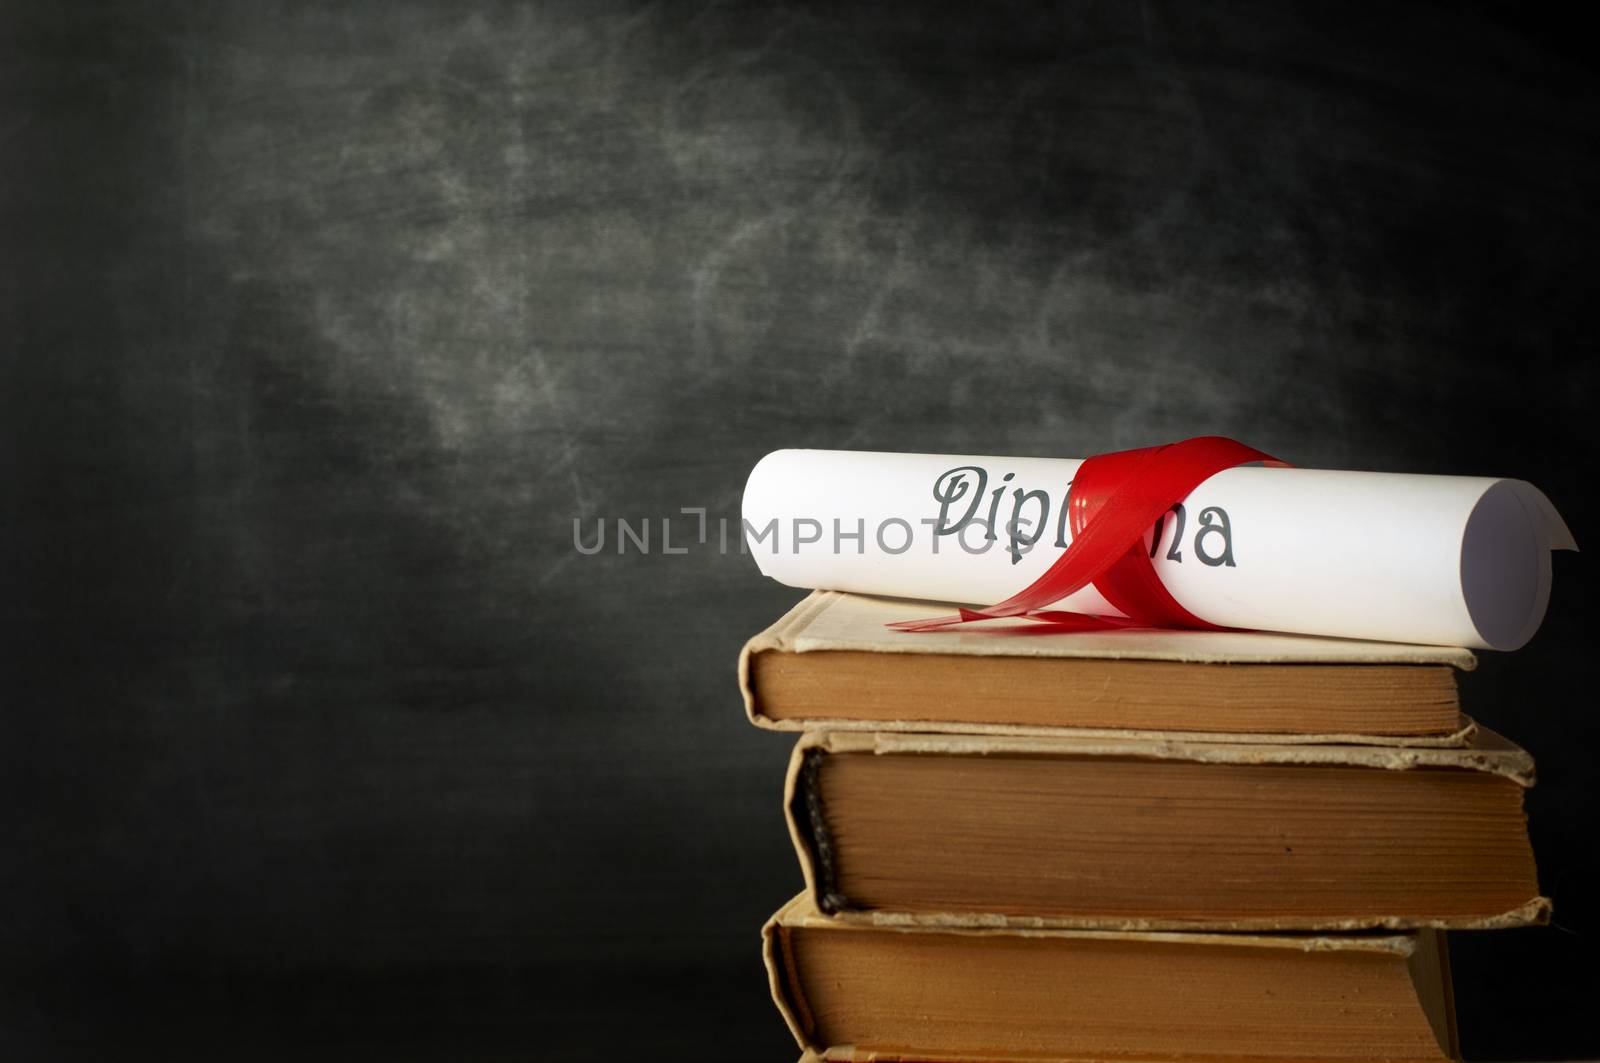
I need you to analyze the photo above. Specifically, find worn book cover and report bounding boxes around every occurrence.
[742,591,1477,743]
[784,728,1547,931]
[764,893,1459,1062]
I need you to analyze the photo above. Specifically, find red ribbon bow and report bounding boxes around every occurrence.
[889,436,1287,634]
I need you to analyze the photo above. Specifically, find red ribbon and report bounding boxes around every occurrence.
[889,436,1287,634]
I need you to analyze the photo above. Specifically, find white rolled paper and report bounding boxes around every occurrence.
[742,449,1575,650]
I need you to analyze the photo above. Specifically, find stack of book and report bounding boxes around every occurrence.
[740,591,1547,1063]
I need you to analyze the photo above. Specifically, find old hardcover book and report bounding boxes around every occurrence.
[785,729,1547,930]
[764,893,1459,1062]
[741,592,1476,742]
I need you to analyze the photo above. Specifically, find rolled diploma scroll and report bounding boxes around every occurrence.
[742,450,1575,650]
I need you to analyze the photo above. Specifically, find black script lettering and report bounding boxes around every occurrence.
[1007,489,1050,564]
[1195,506,1235,567]
[1149,503,1186,562]
[931,465,987,535]
[982,472,1014,542]
[1054,479,1074,547]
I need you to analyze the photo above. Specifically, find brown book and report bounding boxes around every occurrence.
[764,893,1460,1062]
[741,592,1476,742]
[785,729,1547,930]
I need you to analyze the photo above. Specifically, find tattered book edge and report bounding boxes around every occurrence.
[768,890,1422,952]
[763,894,816,1054]
[750,709,1479,748]
[805,895,1550,934]
[794,726,1536,787]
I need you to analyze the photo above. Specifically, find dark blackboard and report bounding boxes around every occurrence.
[2,1,1593,1058]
